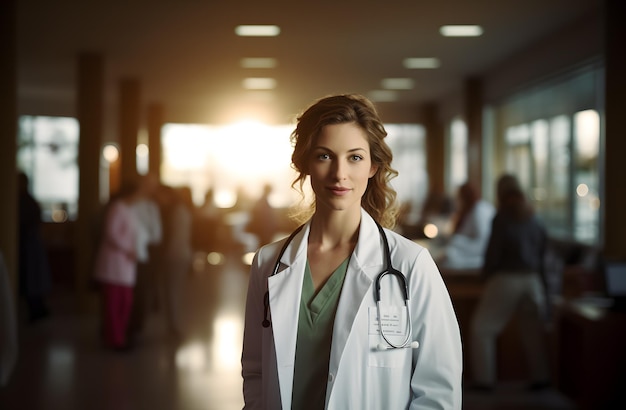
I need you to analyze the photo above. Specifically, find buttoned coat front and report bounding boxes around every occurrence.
[241,210,462,409]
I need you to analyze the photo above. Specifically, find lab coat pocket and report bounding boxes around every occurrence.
[367,306,409,368]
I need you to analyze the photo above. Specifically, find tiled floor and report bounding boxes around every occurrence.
[0,252,577,409]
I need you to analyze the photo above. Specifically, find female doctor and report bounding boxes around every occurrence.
[241,94,462,409]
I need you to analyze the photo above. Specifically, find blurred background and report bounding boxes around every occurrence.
[1,1,625,409]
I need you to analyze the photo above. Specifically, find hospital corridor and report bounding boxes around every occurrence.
[0,249,577,410]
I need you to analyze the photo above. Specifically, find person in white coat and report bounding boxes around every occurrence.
[241,94,463,409]
[439,182,495,271]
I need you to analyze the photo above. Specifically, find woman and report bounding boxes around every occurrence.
[93,183,141,350]
[469,174,550,390]
[241,94,462,409]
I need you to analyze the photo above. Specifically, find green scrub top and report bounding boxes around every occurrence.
[291,258,349,410]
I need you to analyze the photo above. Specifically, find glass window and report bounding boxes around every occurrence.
[448,117,467,193]
[386,124,427,226]
[545,115,571,239]
[573,110,600,243]
[17,116,80,222]
[160,122,427,217]
[531,119,549,207]
[496,64,603,245]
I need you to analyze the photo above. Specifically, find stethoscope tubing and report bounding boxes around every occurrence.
[262,221,414,350]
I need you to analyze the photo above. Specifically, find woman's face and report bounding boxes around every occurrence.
[308,122,378,215]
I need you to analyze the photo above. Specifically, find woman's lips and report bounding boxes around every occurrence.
[329,187,351,196]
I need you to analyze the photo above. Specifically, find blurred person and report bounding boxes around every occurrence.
[93,182,142,350]
[241,94,462,409]
[415,184,454,239]
[158,185,194,338]
[438,182,495,271]
[469,174,550,391]
[246,183,278,247]
[194,188,220,252]
[128,174,162,334]
[17,172,52,322]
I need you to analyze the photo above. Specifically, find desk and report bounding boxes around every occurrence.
[556,299,626,409]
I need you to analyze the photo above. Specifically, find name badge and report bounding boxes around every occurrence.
[369,306,407,336]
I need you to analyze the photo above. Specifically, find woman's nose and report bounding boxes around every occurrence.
[332,159,348,180]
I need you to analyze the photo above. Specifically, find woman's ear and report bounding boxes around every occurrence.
[369,164,378,178]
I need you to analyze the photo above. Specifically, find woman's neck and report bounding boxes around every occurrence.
[309,209,361,251]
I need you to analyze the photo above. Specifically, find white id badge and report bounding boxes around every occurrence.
[368,306,407,337]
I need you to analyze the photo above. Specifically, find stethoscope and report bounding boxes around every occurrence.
[262,221,418,350]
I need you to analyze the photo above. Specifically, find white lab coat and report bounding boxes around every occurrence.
[443,200,495,270]
[242,210,462,409]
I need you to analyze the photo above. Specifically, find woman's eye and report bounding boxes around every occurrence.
[351,155,364,161]
[317,153,331,160]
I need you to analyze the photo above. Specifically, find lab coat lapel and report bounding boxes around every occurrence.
[266,223,310,408]
[327,211,384,386]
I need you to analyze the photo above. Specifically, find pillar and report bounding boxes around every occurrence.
[464,77,484,195]
[603,0,626,258]
[422,103,445,193]
[0,0,18,298]
[75,52,104,308]
[119,78,141,186]
[147,103,164,178]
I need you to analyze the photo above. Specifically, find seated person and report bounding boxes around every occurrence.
[439,182,495,271]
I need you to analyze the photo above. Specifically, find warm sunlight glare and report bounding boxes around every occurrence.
[161,121,296,207]
[176,342,207,371]
[213,317,243,370]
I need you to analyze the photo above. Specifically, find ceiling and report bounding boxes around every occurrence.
[16,0,601,127]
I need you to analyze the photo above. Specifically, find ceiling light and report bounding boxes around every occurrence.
[439,25,483,37]
[403,57,441,69]
[381,78,414,90]
[235,25,281,37]
[242,78,276,90]
[240,58,277,69]
[367,90,398,102]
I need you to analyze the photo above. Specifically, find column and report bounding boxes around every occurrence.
[604,0,626,258]
[464,77,483,195]
[422,103,445,193]
[119,78,141,186]
[75,52,104,309]
[0,0,17,297]
[147,103,164,178]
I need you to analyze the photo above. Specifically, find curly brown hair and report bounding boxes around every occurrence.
[289,94,399,228]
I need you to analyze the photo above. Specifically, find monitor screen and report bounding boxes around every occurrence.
[605,262,626,297]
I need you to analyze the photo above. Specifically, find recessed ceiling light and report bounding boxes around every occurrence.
[381,78,414,90]
[240,58,278,69]
[235,25,281,37]
[242,78,276,90]
[367,90,398,102]
[403,57,441,69]
[439,25,483,37]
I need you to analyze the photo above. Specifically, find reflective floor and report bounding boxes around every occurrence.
[0,252,576,409]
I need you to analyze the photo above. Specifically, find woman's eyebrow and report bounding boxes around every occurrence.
[312,146,368,153]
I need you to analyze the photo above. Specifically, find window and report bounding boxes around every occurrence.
[160,122,427,218]
[573,110,600,243]
[496,64,603,245]
[447,117,468,194]
[17,116,79,222]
